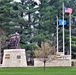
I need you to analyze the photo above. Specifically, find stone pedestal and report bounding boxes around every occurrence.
[2,49,27,67]
[34,55,71,67]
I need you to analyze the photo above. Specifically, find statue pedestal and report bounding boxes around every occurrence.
[2,49,27,67]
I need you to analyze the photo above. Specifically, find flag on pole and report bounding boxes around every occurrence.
[65,8,72,14]
[58,19,67,26]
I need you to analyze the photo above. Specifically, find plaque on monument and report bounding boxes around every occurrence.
[5,57,10,59]
[5,54,10,56]
[17,55,21,59]
[5,54,10,59]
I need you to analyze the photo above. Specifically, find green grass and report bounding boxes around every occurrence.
[0,67,76,75]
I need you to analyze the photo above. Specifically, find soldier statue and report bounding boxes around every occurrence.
[9,32,21,49]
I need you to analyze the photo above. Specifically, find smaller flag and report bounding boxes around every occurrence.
[65,8,72,14]
[58,20,67,26]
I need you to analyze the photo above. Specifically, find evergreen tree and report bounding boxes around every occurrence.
[19,0,38,50]
[1,0,76,59]
[0,0,13,63]
[0,0,13,31]
[31,0,57,47]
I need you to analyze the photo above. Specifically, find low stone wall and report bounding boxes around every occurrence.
[2,49,27,67]
[72,59,76,66]
[34,55,71,67]
[0,50,71,67]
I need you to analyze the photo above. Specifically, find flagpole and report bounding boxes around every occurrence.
[57,16,58,53]
[62,2,65,55]
[69,13,71,57]
[69,13,72,66]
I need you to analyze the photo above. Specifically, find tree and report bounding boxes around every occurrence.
[1,0,76,59]
[30,0,57,48]
[0,0,14,64]
[34,41,56,72]
[20,0,38,47]
[0,0,14,32]
[0,29,7,64]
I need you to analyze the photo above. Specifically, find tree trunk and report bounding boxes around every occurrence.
[44,60,46,73]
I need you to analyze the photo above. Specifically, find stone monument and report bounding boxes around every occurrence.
[2,33,27,67]
[2,49,27,67]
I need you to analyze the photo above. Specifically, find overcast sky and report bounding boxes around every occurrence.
[14,0,40,4]
[14,0,20,2]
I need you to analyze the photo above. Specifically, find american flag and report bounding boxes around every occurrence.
[65,8,72,14]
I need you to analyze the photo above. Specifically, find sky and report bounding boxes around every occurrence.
[14,0,40,4]
[14,0,21,2]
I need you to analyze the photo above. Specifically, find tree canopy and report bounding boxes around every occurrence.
[0,0,76,58]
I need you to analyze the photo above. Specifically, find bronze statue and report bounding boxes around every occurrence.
[9,32,21,49]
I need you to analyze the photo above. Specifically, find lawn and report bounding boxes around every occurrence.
[0,67,76,75]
